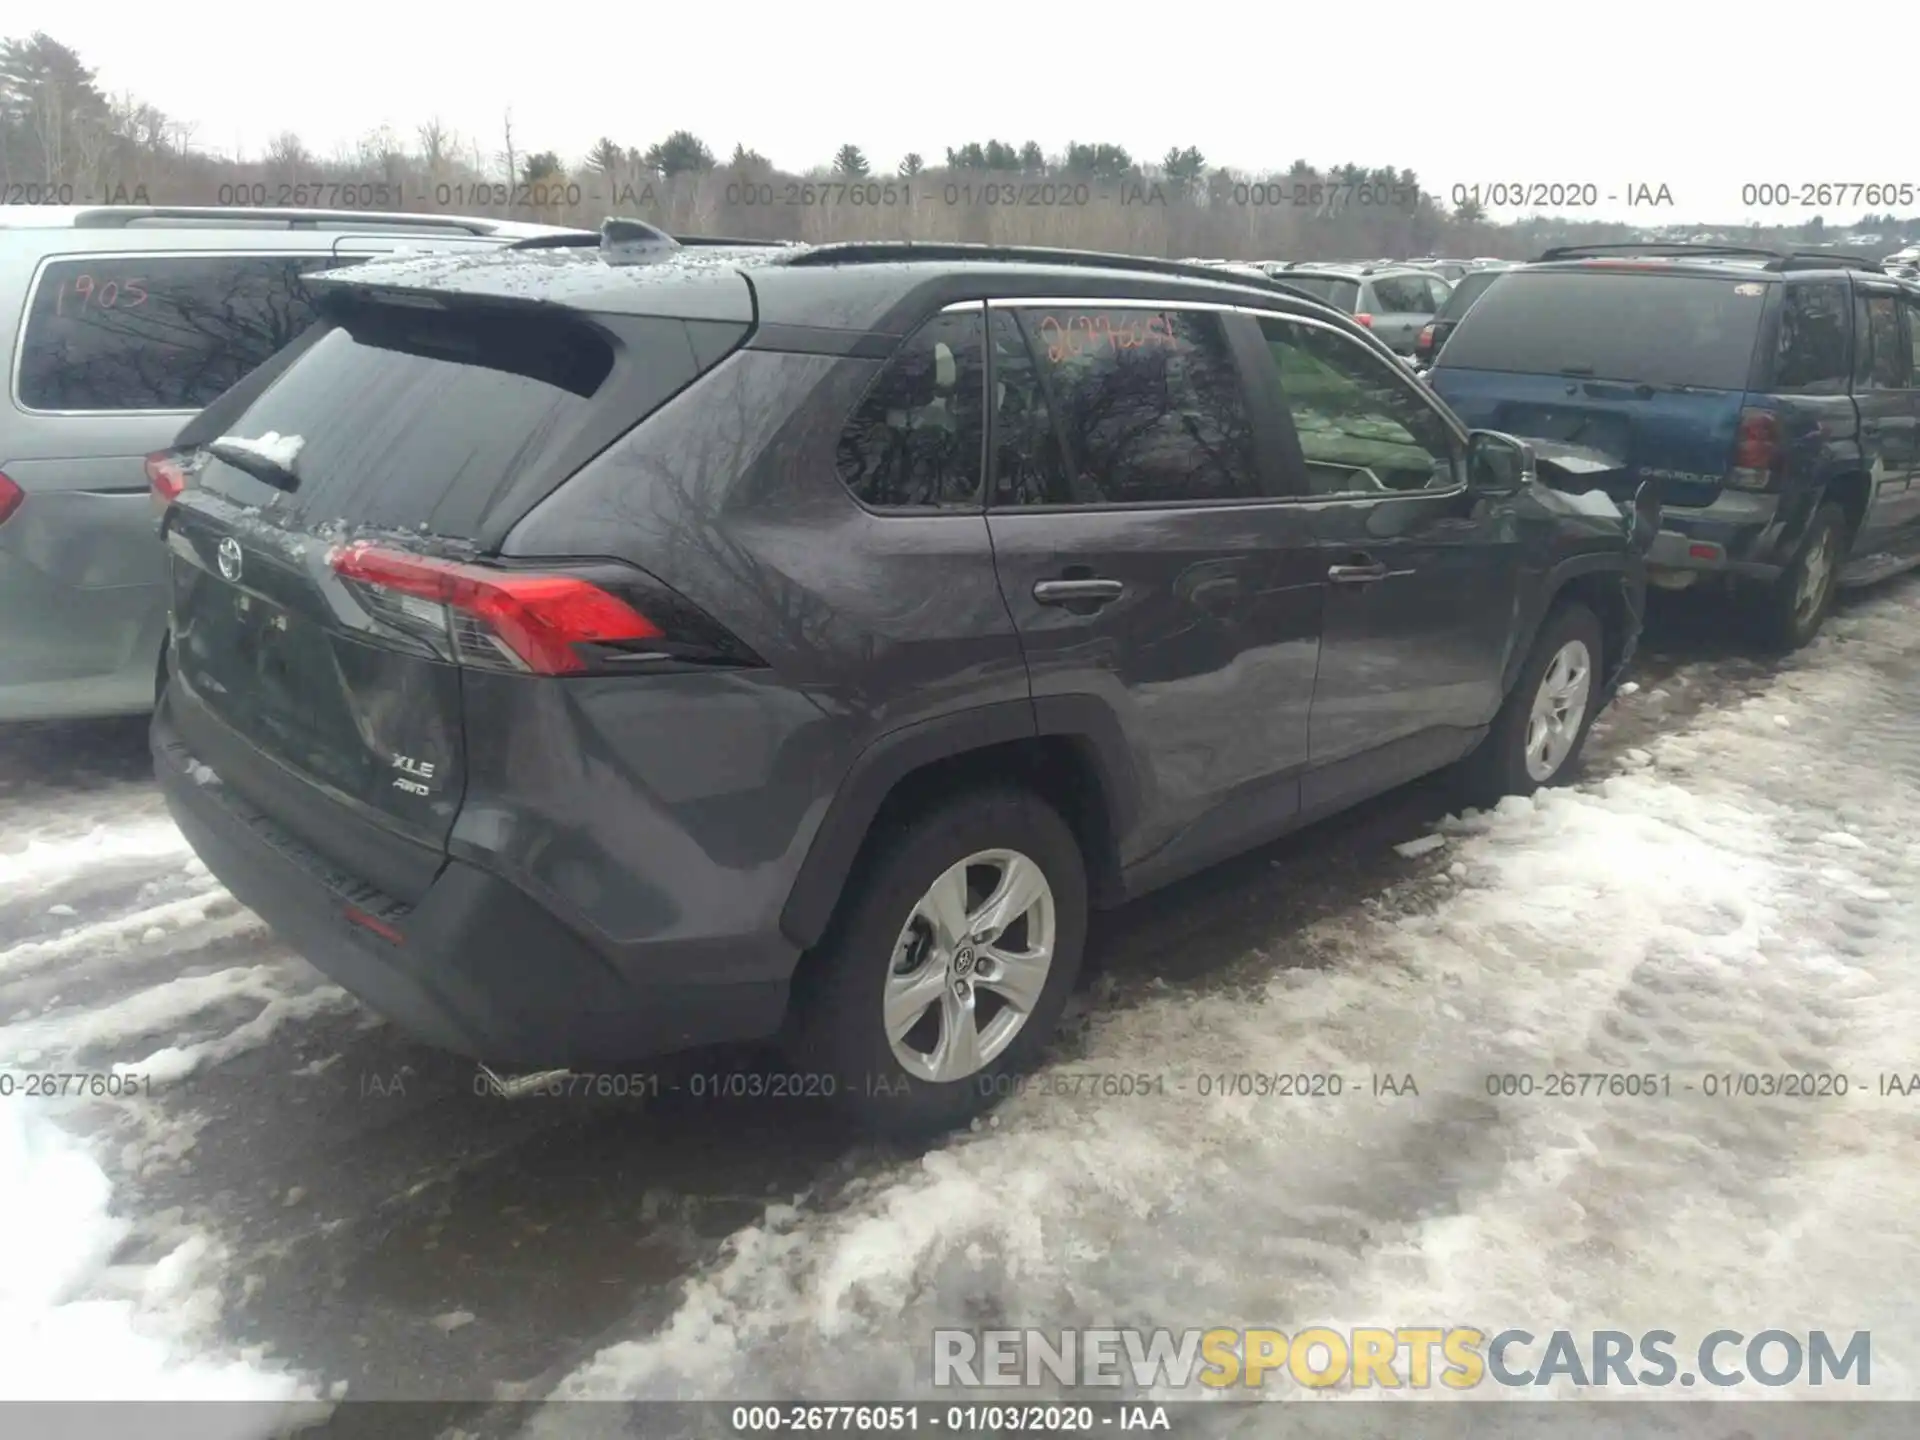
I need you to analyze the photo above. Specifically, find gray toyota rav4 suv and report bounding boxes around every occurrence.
[155,227,1650,1131]
[0,205,572,723]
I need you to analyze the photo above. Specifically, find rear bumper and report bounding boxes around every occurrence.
[1645,490,1794,581]
[154,698,794,1067]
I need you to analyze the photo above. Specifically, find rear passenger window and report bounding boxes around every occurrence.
[1906,294,1920,379]
[1369,276,1428,313]
[1259,316,1460,495]
[837,309,986,509]
[18,254,337,412]
[992,307,1261,507]
[1774,282,1851,392]
[1857,295,1912,390]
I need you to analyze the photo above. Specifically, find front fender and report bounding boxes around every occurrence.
[1501,551,1644,703]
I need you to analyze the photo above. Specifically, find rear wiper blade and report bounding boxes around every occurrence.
[207,434,304,493]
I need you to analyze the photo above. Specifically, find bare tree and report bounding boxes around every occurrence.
[498,108,517,188]
[416,116,452,178]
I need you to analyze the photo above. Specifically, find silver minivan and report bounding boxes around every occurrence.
[0,205,573,722]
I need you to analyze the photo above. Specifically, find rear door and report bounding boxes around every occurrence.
[1852,284,1920,545]
[1249,313,1522,809]
[164,294,704,864]
[4,250,337,694]
[982,299,1325,878]
[1429,266,1771,508]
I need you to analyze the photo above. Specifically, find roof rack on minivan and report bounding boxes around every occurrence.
[1537,241,1883,272]
[68,206,505,235]
[780,240,1332,306]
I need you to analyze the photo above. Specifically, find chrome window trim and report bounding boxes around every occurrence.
[12,249,339,417]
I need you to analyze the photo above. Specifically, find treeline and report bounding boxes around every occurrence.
[5,32,1917,262]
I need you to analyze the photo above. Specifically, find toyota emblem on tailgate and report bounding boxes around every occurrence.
[217,537,243,583]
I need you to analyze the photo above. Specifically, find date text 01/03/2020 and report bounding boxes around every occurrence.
[1448,182,1675,208]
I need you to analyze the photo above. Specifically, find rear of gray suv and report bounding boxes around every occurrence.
[0,205,571,722]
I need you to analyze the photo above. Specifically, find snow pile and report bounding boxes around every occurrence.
[0,818,190,895]
[214,432,305,471]
[0,1101,319,1416]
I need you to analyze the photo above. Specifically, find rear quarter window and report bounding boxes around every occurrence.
[1437,269,1769,391]
[1770,281,1851,393]
[17,253,341,412]
[1278,276,1360,312]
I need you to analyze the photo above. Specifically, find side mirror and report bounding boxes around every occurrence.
[1466,429,1535,496]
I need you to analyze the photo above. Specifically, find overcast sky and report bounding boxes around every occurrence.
[23,0,1912,228]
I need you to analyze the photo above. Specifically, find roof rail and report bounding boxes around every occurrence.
[68,205,499,235]
[779,241,1330,306]
[505,229,601,249]
[1537,242,1784,262]
[1536,240,1883,273]
[1775,251,1882,273]
[507,225,800,252]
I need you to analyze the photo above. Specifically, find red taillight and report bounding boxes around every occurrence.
[343,906,404,945]
[1353,313,1374,328]
[1417,324,1435,349]
[147,452,187,511]
[1727,408,1781,493]
[1732,409,1780,469]
[0,471,21,527]
[328,541,662,675]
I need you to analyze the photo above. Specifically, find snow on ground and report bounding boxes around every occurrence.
[0,737,339,1420]
[539,584,1920,1410]
[0,1098,322,1422]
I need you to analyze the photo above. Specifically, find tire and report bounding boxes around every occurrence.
[1458,602,1605,806]
[1755,502,1844,652]
[785,787,1088,1135]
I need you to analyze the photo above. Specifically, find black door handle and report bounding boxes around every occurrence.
[1327,561,1389,584]
[1033,578,1124,606]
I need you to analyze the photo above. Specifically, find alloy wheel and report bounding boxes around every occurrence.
[883,849,1056,1083]
[1524,640,1593,783]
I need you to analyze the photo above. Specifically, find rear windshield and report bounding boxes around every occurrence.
[1438,269,1767,390]
[1437,270,1505,322]
[198,305,627,537]
[1278,275,1360,312]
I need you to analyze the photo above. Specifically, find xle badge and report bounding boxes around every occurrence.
[392,754,436,796]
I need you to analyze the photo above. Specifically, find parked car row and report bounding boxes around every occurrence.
[1424,242,1920,650]
[5,208,1911,1136]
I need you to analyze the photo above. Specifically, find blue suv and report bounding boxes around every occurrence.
[1429,243,1920,649]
